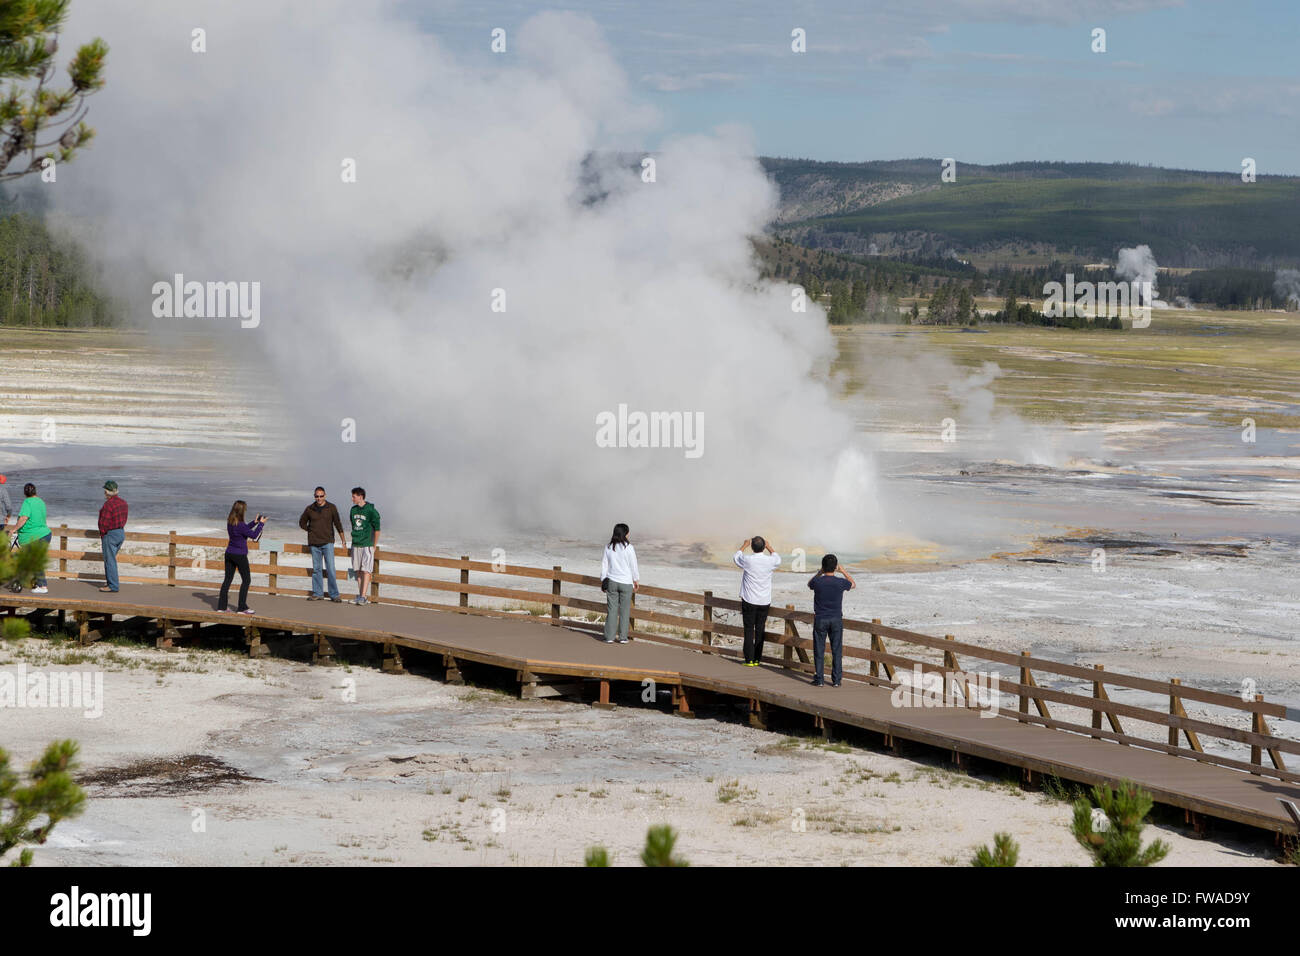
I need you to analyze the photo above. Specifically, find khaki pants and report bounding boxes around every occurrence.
[604,581,633,641]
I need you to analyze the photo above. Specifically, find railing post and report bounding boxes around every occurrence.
[783,604,795,668]
[702,590,713,651]
[370,551,379,603]
[1091,664,1104,738]
[551,566,561,626]
[59,524,68,578]
[167,530,176,586]
[1253,694,1285,771]
[1167,678,1202,753]
[1019,651,1030,717]
[628,590,635,636]
[1168,677,1180,747]
[944,634,969,707]
[1251,693,1264,774]
[459,556,469,609]
[268,548,278,596]
[869,618,881,678]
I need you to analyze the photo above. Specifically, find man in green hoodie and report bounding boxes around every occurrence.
[348,487,381,606]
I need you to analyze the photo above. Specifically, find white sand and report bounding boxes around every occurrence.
[1,638,1283,867]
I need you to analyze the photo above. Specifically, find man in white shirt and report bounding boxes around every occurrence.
[733,535,780,666]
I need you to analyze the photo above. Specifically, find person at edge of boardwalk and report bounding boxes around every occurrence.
[218,500,265,614]
[98,479,128,593]
[9,482,52,594]
[299,486,346,603]
[0,474,13,530]
[348,487,381,606]
[733,535,780,666]
[807,553,856,688]
[600,522,639,644]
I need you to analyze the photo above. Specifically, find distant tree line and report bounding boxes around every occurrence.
[817,278,900,324]
[779,240,1300,312]
[910,281,976,325]
[1164,268,1293,309]
[0,213,114,327]
[907,285,1121,330]
[986,292,1123,330]
[759,235,978,302]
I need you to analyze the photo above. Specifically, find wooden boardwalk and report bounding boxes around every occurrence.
[4,578,1300,837]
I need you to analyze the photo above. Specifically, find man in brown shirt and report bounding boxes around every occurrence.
[299,486,346,601]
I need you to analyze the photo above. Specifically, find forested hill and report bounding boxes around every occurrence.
[762,158,1300,267]
[2,155,1297,329]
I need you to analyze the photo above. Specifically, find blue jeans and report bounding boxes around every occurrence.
[813,616,844,685]
[101,527,125,591]
[310,543,339,599]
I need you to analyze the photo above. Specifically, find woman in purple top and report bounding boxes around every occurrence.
[218,500,265,614]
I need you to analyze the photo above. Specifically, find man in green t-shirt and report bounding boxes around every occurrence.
[12,482,52,593]
[348,487,381,605]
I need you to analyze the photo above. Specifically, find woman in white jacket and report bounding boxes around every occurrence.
[601,522,639,643]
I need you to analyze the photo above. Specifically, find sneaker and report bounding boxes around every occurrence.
[329,596,342,603]
[237,608,256,615]
[32,586,48,594]
[810,679,823,686]
[216,608,229,613]
[831,682,841,688]
[353,596,367,605]
[615,637,628,644]
[307,595,323,601]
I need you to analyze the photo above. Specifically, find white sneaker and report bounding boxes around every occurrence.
[32,586,48,594]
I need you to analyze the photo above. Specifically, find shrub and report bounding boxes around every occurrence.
[641,825,688,867]
[1071,779,1170,867]
[971,832,1019,866]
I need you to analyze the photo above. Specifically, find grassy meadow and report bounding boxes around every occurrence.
[833,308,1300,431]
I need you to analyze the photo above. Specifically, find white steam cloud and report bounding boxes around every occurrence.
[1115,244,1168,309]
[945,361,1097,467]
[1274,268,1300,307]
[50,1,880,546]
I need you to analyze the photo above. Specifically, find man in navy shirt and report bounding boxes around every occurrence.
[807,554,856,687]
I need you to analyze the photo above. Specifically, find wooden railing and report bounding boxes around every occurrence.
[39,524,1300,784]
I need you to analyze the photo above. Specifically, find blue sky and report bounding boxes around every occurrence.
[405,0,1300,173]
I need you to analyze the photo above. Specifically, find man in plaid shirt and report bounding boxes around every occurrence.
[98,480,128,592]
